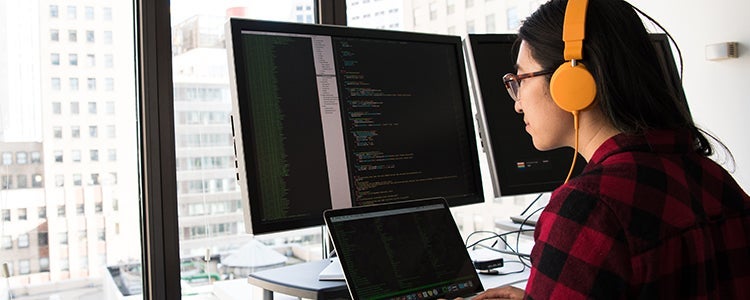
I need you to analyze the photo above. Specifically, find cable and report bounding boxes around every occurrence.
[518,193,544,216]
[564,110,580,184]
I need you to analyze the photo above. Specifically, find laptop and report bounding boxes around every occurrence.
[324,198,484,300]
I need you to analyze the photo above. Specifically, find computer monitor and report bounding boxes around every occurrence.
[226,18,484,234]
[465,33,685,197]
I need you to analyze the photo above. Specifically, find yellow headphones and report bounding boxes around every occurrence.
[550,0,596,183]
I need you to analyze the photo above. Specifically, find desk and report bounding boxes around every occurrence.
[248,256,530,299]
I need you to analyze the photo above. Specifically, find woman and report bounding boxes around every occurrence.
[475,0,750,299]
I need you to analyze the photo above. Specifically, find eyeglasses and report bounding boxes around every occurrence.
[502,69,555,101]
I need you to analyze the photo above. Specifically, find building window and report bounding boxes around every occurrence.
[32,174,43,188]
[38,207,47,219]
[105,78,114,91]
[40,257,50,272]
[57,205,66,217]
[69,53,78,66]
[70,77,79,90]
[85,6,94,20]
[72,150,81,162]
[104,31,113,44]
[51,53,60,65]
[88,102,97,114]
[19,260,30,275]
[97,229,106,241]
[507,7,519,30]
[89,126,98,138]
[18,234,29,248]
[486,14,496,32]
[466,0,474,8]
[2,152,11,165]
[39,233,49,247]
[90,149,99,162]
[50,29,59,41]
[68,30,77,42]
[71,102,80,114]
[31,152,41,163]
[53,126,63,138]
[17,175,28,189]
[429,2,438,21]
[467,20,476,33]
[67,5,77,19]
[86,30,95,43]
[59,232,69,245]
[72,126,81,138]
[51,77,61,90]
[95,202,103,213]
[103,7,112,21]
[87,54,96,67]
[105,101,115,114]
[105,54,114,68]
[55,175,64,187]
[1,210,10,221]
[1,236,11,249]
[16,152,27,164]
[50,5,59,18]
[87,78,96,91]
[77,203,85,215]
[60,259,69,271]
[447,0,455,15]
[108,149,117,161]
[52,102,62,114]
[73,174,82,186]
[90,173,100,185]
[1,176,11,190]
[106,125,116,138]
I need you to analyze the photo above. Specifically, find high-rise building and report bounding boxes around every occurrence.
[348,0,407,30]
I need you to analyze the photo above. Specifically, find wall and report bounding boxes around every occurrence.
[629,0,750,190]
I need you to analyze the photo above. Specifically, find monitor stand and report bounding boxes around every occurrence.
[317,257,344,281]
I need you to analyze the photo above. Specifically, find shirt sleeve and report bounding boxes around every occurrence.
[525,187,632,299]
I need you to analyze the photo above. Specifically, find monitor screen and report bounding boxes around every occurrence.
[465,33,685,197]
[227,19,484,234]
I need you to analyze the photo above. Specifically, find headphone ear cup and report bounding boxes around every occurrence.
[550,62,597,112]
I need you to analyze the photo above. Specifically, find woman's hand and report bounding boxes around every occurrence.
[472,286,525,300]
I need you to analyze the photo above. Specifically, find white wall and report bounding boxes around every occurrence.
[629,0,750,191]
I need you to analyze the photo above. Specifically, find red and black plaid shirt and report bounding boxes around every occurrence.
[526,129,750,299]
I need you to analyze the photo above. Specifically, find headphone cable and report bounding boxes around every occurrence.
[564,110,580,184]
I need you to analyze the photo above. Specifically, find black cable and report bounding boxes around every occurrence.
[519,193,544,216]
[515,206,545,268]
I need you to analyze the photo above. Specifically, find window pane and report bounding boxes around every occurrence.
[170,0,317,293]
[0,1,142,298]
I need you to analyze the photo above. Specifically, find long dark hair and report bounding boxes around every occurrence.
[517,0,724,158]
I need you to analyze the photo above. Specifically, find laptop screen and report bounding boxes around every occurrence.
[325,198,483,300]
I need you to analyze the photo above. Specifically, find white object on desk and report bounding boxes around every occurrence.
[317,257,344,281]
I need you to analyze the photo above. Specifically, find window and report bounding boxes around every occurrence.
[97,229,106,241]
[87,54,96,67]
[73,174,82,186]
[51,53,60,65]
[89,125,98,138]
[86,30,95,43]
[1,236,11,249]
[104,31,113,44]
[59,232,69,245]
[77,203,85,215]
[507,7,519,30]
[85,6,94,20]
[447,0,455,15]
[71,102,80,114]
[57,205,66,217]
[103,7,112,20]
[39,233,49,247]
[90,173,100,185]
[19,260,30,275]
[87,78,96,90]
[69,77,79,90]
[50,29,59,41]
[31,152,42,163]
[17,175,28,189]
[18,234,29,248]
[90,150,99,161]
[467,20,476,33]
[466,0,474,8]
[88,102,97,114]
[53,126,63,138]
[72,126,80,138]
[60,259,69,271]
[1,209,10,221]
[40,257,50,272]
[32,174,44,188]
[107,125,116,138]
[67,5,77,19]
[1,176,11,189]
[38,207,47,219]
[104,54,114,68]
[105,101,115,114]
[105,77,114,91]
[95,202,103,213]
[16,152,27,164]
[486,14,496,32]
[68,30,77,42]
[2,152,11,165]
[50,5,59,18]
[69,53,78,66]
[51,77,61,90]
[108,149,116,161]
[52,102,62,114]
[429,2,438,20]
[72,150,81,162]
[54,151,63,163]
[55,175,64,187]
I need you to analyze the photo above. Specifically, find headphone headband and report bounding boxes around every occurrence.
[562,0,589,61]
